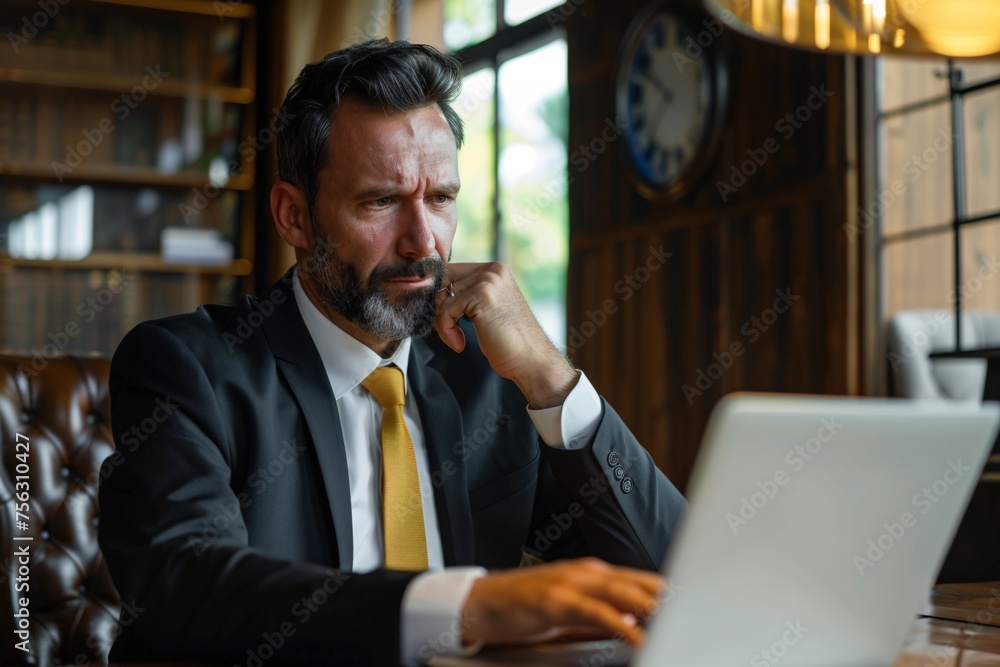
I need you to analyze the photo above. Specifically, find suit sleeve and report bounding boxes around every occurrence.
[99,323,418,666]
[534,400,687,571]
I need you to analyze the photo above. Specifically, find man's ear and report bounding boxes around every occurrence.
[271,181,310,250]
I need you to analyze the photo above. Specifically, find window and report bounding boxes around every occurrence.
[414,0,569,349]
[865,57,1000,391]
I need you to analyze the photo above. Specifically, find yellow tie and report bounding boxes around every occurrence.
[361,366,428,570]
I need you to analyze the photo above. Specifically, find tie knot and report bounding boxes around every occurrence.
[362,366,406,408]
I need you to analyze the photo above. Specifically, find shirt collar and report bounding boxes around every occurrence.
[292,267,412,400]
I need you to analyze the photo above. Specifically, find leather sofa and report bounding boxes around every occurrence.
[0,355,120,666]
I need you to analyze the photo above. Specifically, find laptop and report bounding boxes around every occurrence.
[431,393,1000,667]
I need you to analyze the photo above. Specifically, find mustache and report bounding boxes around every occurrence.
[368,256,446,286]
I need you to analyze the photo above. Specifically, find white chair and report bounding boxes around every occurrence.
[887,310,1000,400]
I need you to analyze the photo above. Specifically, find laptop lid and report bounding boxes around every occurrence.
[638,393,1000,667]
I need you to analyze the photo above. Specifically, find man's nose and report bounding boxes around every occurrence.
[397,202,436,259]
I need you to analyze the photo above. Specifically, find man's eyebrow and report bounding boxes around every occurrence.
[353,185,399,201]
[435,181,461,194]
[352,181,461,200]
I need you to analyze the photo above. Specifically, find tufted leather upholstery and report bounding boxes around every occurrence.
[0,356,120,666]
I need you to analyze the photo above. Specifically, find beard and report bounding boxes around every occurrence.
[305,228,445,342]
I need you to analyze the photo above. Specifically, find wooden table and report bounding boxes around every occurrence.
[897,617,1000,666]
[105,586,1000,666]
[897,583,1000,666]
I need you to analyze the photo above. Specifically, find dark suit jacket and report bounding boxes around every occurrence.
[98,268,686,666]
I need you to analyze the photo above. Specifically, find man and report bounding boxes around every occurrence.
[99,39,686,666]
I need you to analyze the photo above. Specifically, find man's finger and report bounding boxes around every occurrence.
[441,262,484,284]
[571,561,665,595]
[434,289,466,352]
[585,579,661,621]
[599,566,666,596]
[558,594,645,646]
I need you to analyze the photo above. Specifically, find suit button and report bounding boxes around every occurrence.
[613,465,625,480]
[621,477,634,493]
[607,451,619,467]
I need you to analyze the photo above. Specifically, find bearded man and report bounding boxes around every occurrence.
[99,38,686,666]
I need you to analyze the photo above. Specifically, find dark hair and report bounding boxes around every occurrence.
[277,38,465,218]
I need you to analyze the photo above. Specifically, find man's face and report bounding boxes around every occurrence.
[301,98,460,344]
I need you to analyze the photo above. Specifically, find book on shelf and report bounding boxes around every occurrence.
[0,0,254,358]
[0,5,244,87]
[0,266,231,358]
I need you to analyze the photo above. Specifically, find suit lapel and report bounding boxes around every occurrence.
[409,340,475,566]
[261,270,354,570]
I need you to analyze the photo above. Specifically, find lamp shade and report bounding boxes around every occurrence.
[705,0,1000,57]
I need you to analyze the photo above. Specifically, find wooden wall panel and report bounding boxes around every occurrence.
[567,0,857,493]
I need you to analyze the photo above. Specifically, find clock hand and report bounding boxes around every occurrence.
[649,80,678,133]
[653,112,673,147]
[635,71,675,104]
[641,97,669,145]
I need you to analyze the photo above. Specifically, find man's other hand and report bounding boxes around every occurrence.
[461,557,665,648]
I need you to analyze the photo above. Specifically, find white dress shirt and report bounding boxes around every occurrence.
[291,269,603,663]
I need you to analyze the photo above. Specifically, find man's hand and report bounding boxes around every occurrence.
[435,262,577,409]
[461,558,665,648]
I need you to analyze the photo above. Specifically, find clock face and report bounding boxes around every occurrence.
[616,7,724,198]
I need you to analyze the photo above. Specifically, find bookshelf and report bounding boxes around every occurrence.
[0,0,257,358]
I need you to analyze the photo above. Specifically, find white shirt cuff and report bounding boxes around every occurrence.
[526,371,603,450]
[400,567,487,666]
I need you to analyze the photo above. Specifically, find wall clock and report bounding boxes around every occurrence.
[615,1,728,200]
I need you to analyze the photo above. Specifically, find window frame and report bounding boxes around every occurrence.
[450,7,567,262]
[865,57,1000,395]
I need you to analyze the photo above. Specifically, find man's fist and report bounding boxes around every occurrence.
[435,262,577,409]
